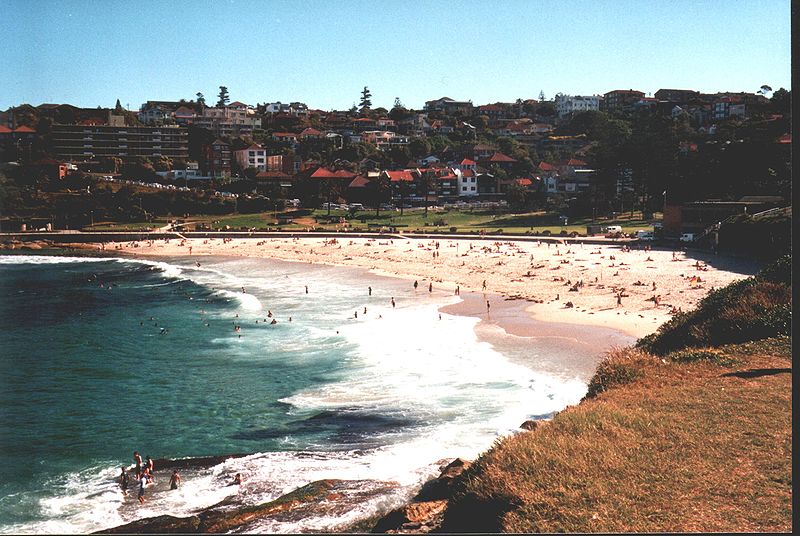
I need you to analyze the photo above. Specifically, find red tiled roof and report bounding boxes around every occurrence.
[334,169,357,178]
[460,158,476,166]
[473,143,494,151]
[565,158,587,166]
[385,170,416,182]
[300,127,323,136]
[0,126,13,134]
[353,118,375,123]
[242,144,264,151]
[461,169,476,178]
[229,101,248,107]
[348,176,371,188]
[478,104,503,111]
[516,178,533,186]
[537,162,556,171]
[489,152,517,163]
[310,167,341,179]
[14,125,35,132]
[174,106,196,115]
[273,132,298,137]
[777,133,791,144]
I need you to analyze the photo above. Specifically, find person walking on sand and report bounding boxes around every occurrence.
[486,300,490,314]
[368,286,372,296]
[413,280,418,290]
[391,297,395,308]
[482,280,487,291]
[428,282,432,293]
[169,470,181,490]
[120,467,129,496]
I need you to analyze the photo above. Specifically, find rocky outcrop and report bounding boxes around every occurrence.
[96,480,342,534]
[371,458,472,533]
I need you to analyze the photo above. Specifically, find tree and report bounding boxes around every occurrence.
[394,97,403,109]
[408,137,431,158]
[216,86,230,107]
[114,99,123,112]
[359,86,372,113]
[372,173,391,216]
[539,90,546,101]
[758,84,773,97]
[196,92,206,109]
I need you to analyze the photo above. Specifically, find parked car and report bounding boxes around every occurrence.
[680,232,695,242]
[605,225,623,237]
[347,203,364,211]
[636,230,654,241]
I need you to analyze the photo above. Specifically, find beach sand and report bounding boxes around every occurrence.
[105,235,759,339]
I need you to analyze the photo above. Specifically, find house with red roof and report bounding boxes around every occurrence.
[299,127,324,140]
[272,132,299,145]
[472,143,495,160]
[457,158,477,171]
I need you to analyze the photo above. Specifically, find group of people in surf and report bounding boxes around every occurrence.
[119,451,244,504]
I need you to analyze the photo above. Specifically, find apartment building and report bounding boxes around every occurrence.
[193,106,261,137]
[554,94,600,118]
[51,124,188,160]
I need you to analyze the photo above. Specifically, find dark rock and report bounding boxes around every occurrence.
[520,419,551,431]
[415,458,471,502]
[95,514,201,533]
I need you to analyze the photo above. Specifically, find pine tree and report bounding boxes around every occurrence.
[216,86,230,107]
[539,90,546,101]
[114,99,123,112]
[393,97,403,109]
[359,86,372,113]
[196,92,206,107]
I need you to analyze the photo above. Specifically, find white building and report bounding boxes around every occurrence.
[455,168,479,197]
[233,144,267,171]
[193,106,261,137]
[554,94,601,118]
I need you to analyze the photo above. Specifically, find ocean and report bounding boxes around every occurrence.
[0,252,622,533]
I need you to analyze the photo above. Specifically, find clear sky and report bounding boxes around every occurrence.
[0,0,792,111]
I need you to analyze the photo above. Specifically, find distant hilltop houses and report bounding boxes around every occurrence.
[0,86,788,210]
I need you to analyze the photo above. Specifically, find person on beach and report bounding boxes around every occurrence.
[169,470,181,490]
[231,473,243,486]
[486,300,490,313]
[413,280,418,290]
[137,473,147,504]
[305,285,308,294]
[482,280,487,290]
[146,456,154,479]
[428,282,432,293]
[133,451,142,478]
[391,297,395,308]
[120,467,129,496]
[455,286,460,296]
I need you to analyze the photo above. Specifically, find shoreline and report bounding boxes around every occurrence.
[94,234,758,339]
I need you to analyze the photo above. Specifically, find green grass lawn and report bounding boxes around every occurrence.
[84,209,660,235]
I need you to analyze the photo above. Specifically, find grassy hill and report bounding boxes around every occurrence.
[429,256,792,533]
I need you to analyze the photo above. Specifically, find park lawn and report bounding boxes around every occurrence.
[82,210,659,235]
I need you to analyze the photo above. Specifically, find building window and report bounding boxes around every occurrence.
[471,186,476,191]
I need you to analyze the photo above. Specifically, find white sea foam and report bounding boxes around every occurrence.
[1,255,596,534]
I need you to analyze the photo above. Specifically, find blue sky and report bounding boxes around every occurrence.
[0,0,791,111]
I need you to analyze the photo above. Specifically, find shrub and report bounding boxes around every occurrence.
[668,348,738,366]
[637,255,792,355]
[585,347,650,399]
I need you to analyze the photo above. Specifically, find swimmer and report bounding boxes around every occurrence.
[169,470,181,490]
[120,467,129,496]
[270,319,277,325]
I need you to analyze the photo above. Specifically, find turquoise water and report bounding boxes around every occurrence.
[0,253,593,533]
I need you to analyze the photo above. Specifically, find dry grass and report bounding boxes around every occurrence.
[444,339,792,533]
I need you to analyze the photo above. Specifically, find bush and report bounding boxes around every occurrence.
[637,256,792,355]
[450,227,458,233]
[669,348,738,366]
[585,348,650,399]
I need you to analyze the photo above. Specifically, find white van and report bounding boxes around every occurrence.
[605,225,623,237]
[636,230,654,241]
[348,203,364,211]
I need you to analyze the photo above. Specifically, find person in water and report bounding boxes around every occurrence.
[120,467,129,496]
[233,473,243,485]
[169,470,181,490]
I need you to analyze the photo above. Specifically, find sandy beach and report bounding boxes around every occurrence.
[104,235,759,339]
